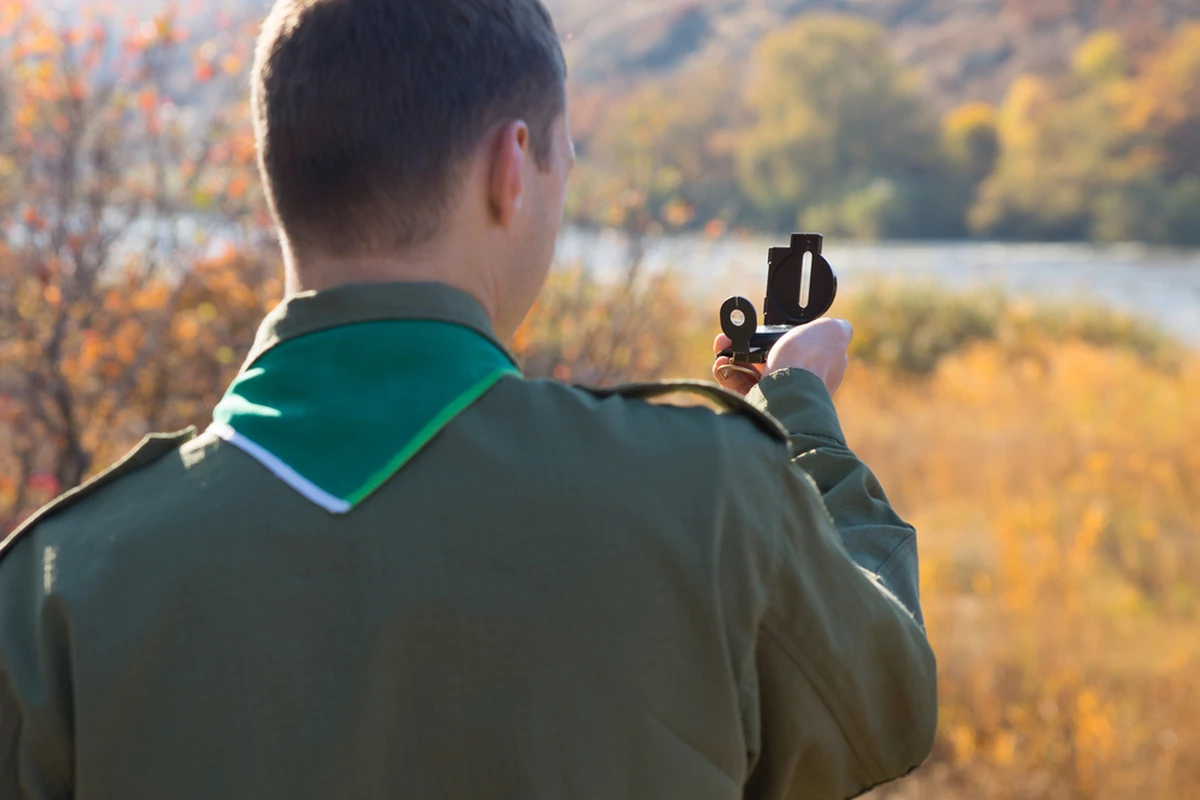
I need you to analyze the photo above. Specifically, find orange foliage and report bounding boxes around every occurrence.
[0,0,267,528]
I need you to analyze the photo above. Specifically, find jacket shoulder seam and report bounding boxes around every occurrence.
[576,380,788,444]
[0,428,198,563]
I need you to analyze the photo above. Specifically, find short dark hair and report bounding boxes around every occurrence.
[252,0,566,256]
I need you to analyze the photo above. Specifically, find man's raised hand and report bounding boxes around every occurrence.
[713,318,853,397]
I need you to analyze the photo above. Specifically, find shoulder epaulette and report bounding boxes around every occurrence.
[579,380,788,444]
[0,428,198,563]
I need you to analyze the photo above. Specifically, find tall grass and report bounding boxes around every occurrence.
[843,340,1199,797]
[836,287,1198,797]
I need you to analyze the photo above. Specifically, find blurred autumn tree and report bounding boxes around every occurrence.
[569,61,743,244]
[570,13,1200,245]
[969,25,1200,244]
[572,14,979,242]
[0,0,280,529]
[734,14,960,240]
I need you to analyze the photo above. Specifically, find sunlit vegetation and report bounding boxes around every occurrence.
[834,308,1200,798]
[572,16,1200,245]
[0,0,272,522]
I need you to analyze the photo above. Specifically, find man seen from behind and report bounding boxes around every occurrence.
[0,1,938,797]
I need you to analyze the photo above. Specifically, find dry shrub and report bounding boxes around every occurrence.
[843,341,1200,799]
[513,265,709,386]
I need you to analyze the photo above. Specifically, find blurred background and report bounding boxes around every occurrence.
[2,0,1199,796]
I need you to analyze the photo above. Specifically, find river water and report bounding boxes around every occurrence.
[556,228,1200,346]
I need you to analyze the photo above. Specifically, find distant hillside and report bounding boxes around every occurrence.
[545,0,1200,109]
[56,0,1200,111]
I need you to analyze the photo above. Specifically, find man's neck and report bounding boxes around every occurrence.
[284,253,501,338]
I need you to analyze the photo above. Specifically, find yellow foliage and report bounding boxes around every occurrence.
[1072,30,1128,85]
[1123,23,1200,134]
[997,75,1054,152]
[944,102,997,137]
[828,339,1200,798]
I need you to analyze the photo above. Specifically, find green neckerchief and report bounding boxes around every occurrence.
[210,318,520,514]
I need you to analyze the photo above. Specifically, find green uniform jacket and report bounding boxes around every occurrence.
[0,282,936,799]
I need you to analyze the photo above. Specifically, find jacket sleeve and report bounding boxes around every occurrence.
[1,671,18,798]
[741,369,937,799]
[747,369,923,626]
[1,533,75,800]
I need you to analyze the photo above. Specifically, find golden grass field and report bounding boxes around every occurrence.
[776,289,1199,798]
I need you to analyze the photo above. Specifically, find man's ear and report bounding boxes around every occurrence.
[488,121,530,226]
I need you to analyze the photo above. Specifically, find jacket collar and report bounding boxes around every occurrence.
[242,281,518,371]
